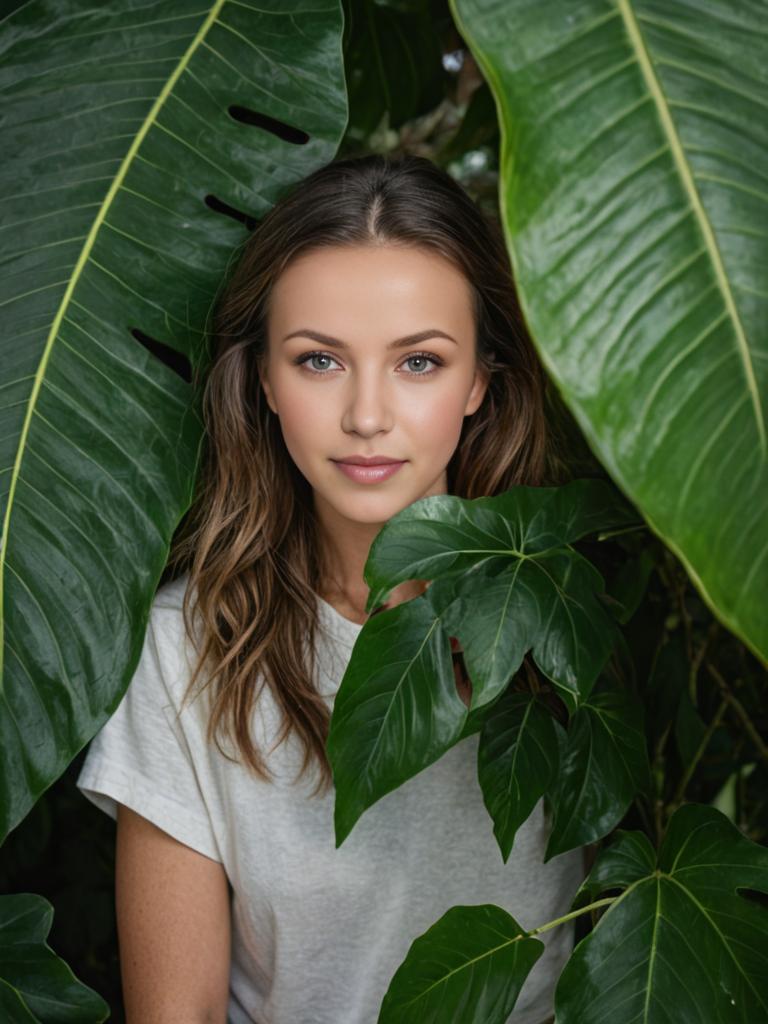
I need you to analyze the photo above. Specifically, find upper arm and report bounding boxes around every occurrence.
[115,803,231,1024]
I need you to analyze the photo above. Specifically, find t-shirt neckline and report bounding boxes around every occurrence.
[315,593,365,638]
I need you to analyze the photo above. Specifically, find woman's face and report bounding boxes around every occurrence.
[260,243,489,530]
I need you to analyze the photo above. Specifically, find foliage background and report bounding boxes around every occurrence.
[1,0,765,1018]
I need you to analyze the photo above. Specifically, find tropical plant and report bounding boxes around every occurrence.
[1,0,765,1020]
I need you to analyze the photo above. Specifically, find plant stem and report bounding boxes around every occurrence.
[669,696,728,811]
[528,896,616,937]
[708,663,768,764]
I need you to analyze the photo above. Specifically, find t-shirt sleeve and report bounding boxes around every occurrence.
[76,605,222,863]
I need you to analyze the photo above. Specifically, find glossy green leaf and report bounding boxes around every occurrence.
[0,894,108,1023]
[443,547,620,709]
[378,904,544,1024]
[545,678,651,858]
[556,805,768,1022]
[451,0,768,662]
[328,586,467,847]
[0,0,347,840]
[477,689,560,862]
[364,478,638,611]
[363,480,636,710]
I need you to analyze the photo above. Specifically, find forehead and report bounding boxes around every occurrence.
[267,244,475,340]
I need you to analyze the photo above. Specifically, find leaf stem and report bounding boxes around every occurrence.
[669,696,728,811]
[528,896,616,937]
[708,663,768,764]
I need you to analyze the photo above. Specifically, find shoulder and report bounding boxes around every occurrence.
[141,572,200,703]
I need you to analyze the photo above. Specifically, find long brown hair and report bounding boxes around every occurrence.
[169,153,551,796]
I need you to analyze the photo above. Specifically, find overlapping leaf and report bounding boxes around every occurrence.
[556,805,768,1022]
[477,689,560,862]
[377,904,544,1024]
[0,893,108,1023]
[331,481,635,845]
[0,0,347,839]
[451,0,768,662]
[364,478,637,611]
[544,679,651,858]
[328,586,467,847]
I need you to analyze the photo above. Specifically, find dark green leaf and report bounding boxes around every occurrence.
[442,548,619,708]
[450,0,768,662]
[378,904,544,1024]
[570,828,657,911]
[0,0,347,840]
[0,894,108,1023]
[556,804,768,1022]
[477,689,559,861]
[545,679,651,858]
[364,479,638,611]
[328,591,467,847]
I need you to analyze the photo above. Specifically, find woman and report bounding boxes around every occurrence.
[77,154,582,1023]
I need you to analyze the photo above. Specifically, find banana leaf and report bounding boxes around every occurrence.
[0,0,347,841]
[450,0,768,663]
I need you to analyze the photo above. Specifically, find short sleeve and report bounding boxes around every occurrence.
[76,606,222,863]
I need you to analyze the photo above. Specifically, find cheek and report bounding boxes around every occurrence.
[404,387,468,450]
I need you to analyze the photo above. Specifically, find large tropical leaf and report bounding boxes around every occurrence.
[450,0,768,662]
[557,804,768,1022]
[0,0,347,840]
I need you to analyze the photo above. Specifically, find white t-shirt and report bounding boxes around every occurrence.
[76,574,583,1024]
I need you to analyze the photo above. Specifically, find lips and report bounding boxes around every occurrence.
[332,460,405,483]
[333,457,404,466]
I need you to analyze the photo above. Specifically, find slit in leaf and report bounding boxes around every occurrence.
[204,194,257,231]
[131,328,192,383]
[228,105,310,145]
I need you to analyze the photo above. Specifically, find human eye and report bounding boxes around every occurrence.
[294,350,342,374]
[400,352,444,376]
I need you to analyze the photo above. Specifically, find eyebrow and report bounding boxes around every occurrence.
[282,328,458,349]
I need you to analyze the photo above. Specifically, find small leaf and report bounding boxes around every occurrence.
[555,805,768,1023]
[570,828,657,911]
[477,689,560,861]
[378,904,544,1024]
[0,894,109,1023]
[545,679,651,858]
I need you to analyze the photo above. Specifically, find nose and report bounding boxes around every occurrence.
[340,366,394,437]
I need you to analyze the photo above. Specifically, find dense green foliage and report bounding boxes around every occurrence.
[1,0,765,1020]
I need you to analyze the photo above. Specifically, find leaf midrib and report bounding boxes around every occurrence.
[618,0,765,455]
[0,0,227,687]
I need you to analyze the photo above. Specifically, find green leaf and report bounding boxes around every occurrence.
[364,478,638,611]
[445,548,621,708]
[377,904,544,1024]
[570,828,657,911]
[0,894,108,1023]
[327,589,467,847]
[556,804,768,1022]
[363,480,636,710]
[545,678,651,858]
[477,689,560,862]
[451,0,768,663]
[0,0,347,840]
[342,0,446,139]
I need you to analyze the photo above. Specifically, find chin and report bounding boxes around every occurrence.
[334,491,422,525]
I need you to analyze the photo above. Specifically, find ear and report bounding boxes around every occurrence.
[464,364,490,417]
[257,363,278,414]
